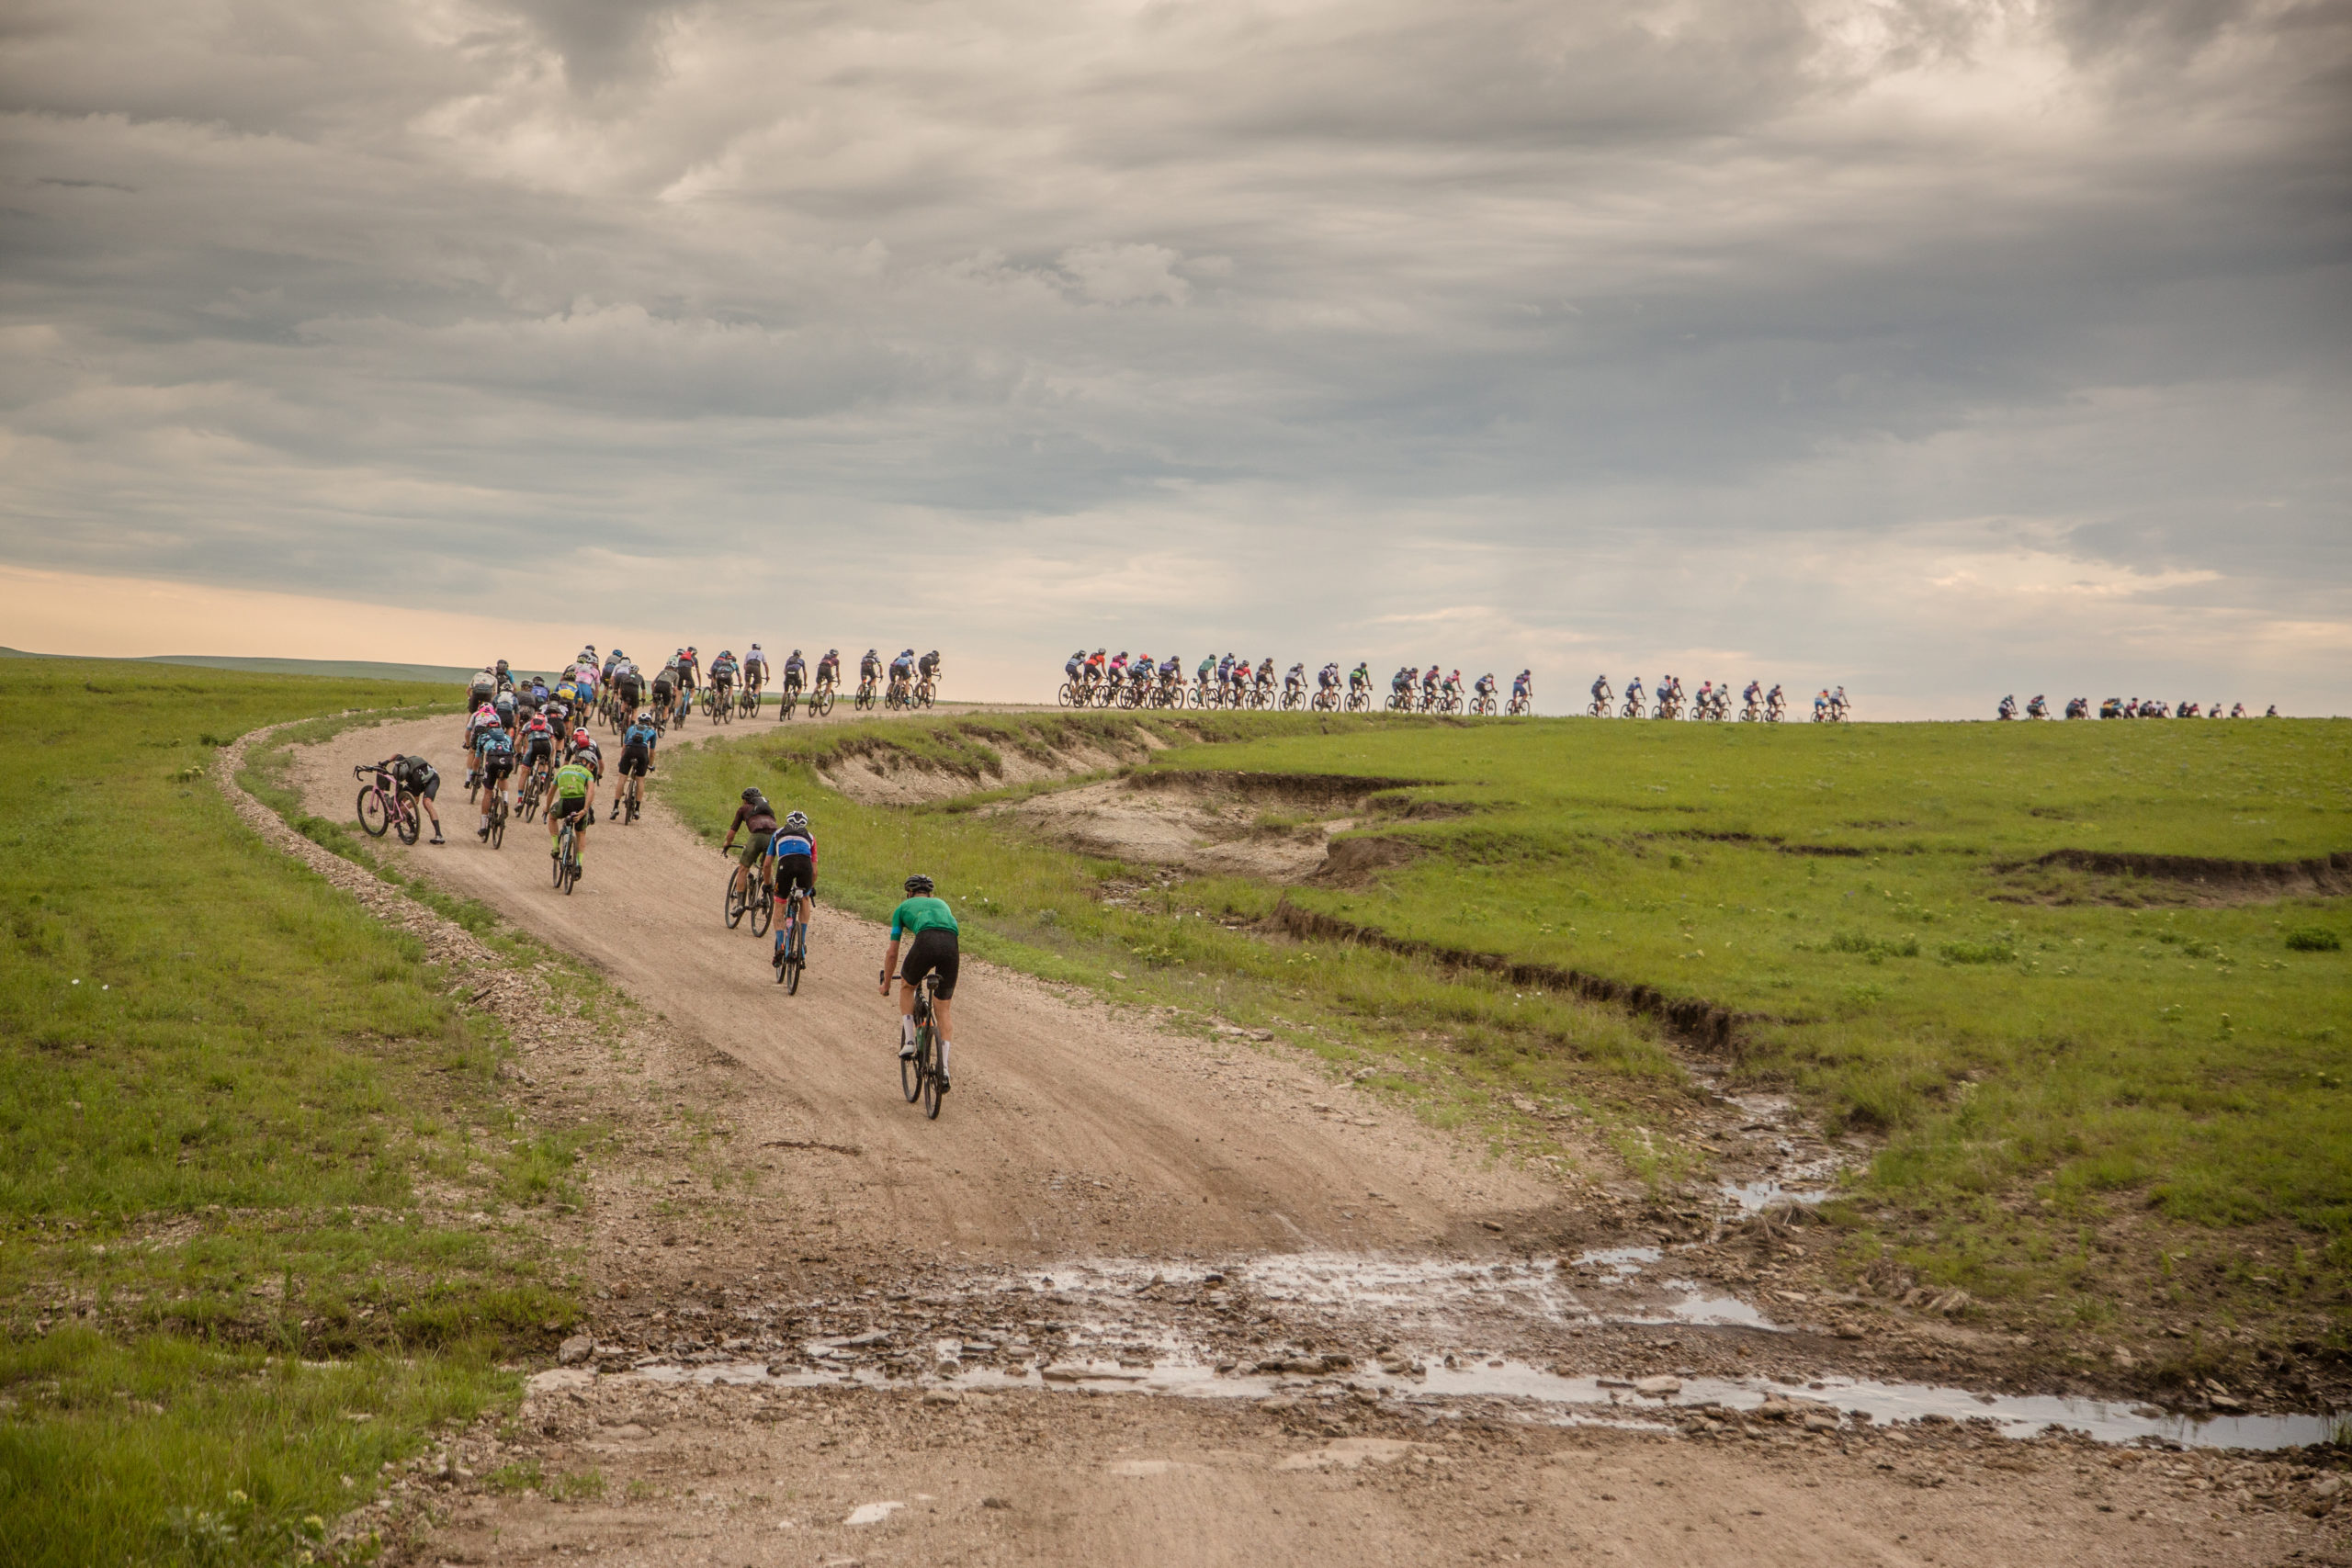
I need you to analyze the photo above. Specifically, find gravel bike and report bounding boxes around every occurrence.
[914,675,936,709]
[1506,693,1532,716]
[854,676,878,712]
[809,680,834,717]
[517,761,551,823]
[776,680,801,721]
[773,879,809,994]
[1740,699,1762,722]
[893,970,946,1120]
[484,787,508,850]
[552,812,582,895]
[885,676,912,711]
[1312,687,1340,713]
[723,848,765,930]
[1620,693,1645,719]
[738,683,763,719]
[1057,678,1091,708]
[1587,686,1612,717]
[1344,688,1370,713]
[354,764,423,845]
[615,770,644,825]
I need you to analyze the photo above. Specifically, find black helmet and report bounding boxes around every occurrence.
[904,874,934,896]
[495,659,509,672]
[741,786,764,804]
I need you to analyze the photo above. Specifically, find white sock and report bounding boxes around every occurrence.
[900,1015,916,1045]
[939,1041,951,1072]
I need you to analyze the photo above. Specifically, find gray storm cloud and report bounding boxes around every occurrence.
[1,0,2346,709]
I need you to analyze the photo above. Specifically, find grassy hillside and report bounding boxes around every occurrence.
[663,711,2352,1359]
[0,661,572,1565]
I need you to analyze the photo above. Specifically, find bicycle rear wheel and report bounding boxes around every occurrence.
[358,787,390,837]
[489,797,506,849]
[783,918,804,995]
[724,868,748,928]
[920,1028,943,1119]
[750,879,773,937]
[395,793,422,845]
[813,689,833,716]
[900,1029,923,1103]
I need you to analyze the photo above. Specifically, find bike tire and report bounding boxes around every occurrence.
[751,883,773,938]
[921,1028,943,1120]
[395,793,422,845]
[551,837,566,887]
[900,1037,922,1103]
[783,922,804,995]
[358,787,390,838]
[562,849,578,894]
[725,870,747,929]
[490,798,505,850]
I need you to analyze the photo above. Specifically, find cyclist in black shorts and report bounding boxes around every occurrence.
[766,810,818,966]
[878,874,958,1089]
[378,752,447,844]
[721,787,776,908]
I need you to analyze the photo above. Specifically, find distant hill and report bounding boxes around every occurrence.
[0,648,483,686]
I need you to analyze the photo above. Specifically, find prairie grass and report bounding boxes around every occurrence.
[1,660,575,1563]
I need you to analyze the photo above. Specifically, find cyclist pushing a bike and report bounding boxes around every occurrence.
[766,810,819,970]
[879,874,958,1092]
[376,753,446,843]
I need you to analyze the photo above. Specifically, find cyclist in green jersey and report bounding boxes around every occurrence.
[878,874,958,1090]
[547,757,597,873]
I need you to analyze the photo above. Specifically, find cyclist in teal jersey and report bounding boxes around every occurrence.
[878,874,959,1090]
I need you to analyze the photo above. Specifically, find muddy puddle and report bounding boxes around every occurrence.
[581,1247,2340,1452]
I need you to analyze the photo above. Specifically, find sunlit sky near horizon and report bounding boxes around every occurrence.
[4,0,2347,714]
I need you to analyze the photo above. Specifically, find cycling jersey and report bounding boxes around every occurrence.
[768,829,817,863]
[889,895,958,939]
[730,800,777,835]
[622,723,659,750]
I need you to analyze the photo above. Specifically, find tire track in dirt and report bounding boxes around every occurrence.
[293,716,1556,1265]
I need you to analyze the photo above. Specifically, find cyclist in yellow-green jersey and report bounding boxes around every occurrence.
[547,758,597,874]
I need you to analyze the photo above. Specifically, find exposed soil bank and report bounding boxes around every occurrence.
[2010,847,2352,903]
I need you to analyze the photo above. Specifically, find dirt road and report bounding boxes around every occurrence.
[272,717,2336,1567]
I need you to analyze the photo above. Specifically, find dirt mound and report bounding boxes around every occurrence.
[1997,848,2351,906]
[819,721,1166,806]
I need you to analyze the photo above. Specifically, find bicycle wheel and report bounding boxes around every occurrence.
[395,793,422,845]
[782,916,804,995]
[813,688,833,717]
[750,879,773,937]
[724,867,748,928]
[551,831,567,887]
[921,1026,943,1119]
[358,787,390,837]
[489,796,506,850]
[900,1028,923,1103]
[561,846,578,894]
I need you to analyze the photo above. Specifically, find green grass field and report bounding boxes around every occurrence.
[1,661,578,1566]
[664,710,2352,1354]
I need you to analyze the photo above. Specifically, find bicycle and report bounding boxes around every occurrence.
[1345,688,1370,713]
[1312,688,1340,713]
[485,786,508,850]
[724,849,763,930]
[1471,692,1496,716]
[1507,694,1532,716]
[738,684,763,719]
[517,761,551,823]
[774,879,809,993]
[354,764,423,845]
[892,970,945,1119]
[1587,689,1611,718]
[552,813,582,895]
[777,682,801,722]
[914,675,936,709]
[1057,678,1089,708]
[885,677,912,711]
[703,684,730,724]
[1740,700,1761,722]
[811,681,835,718]
[1620,694,1644,719]
[616,771,644,825]
[854,677,878,712]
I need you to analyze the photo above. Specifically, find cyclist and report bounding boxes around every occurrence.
[681,646,703,694]
[741,644,768,699]
[468,665,497,710]
[1319,661,1340,695]
[1107,649,1130,685]
[1443,668,1463,705]
[1814,688,1830,719]
[1997,694,2018,720]
[473,724,515,839]
[816,649,842,694]
[610,655,642,716]
[515,709,557,780]
[1159,652,1182,692]
[860,649,882,698]
[378,752,447,844]
[1511,669,1532,711]
[766,810,819,969]
[464,701,503,784]
[1349,661,1370,701]
[601,647,625,683]
[1285,661,1306,699]
[1388,665,1413,705]
[918,649,942,691]
[566,726,601,771]
[1596,673,1614,707]
[493,659,515,696]
[1194,652,1216,693]
[1767,683,1785,720]
[878,874,958,1091]
[709,649,740,708]
[492,686,517,733]
[1255,659,1276,700]
[1742,678,1762,712]
[721,786,777,908]
[888,649,916,701]
[783,649,807,705]
[651,657,680,725]
[1624,675,1645,711]
[613,711,659,818]
[1832,685,1849,719]
[1065,649,1088,690]
[546,753,596,873]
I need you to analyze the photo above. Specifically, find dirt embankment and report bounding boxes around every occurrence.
[817,720,1167,806]
[1998,848,2352,906]
[988,768,1436,884]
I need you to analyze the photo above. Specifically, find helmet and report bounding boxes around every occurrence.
[719,649,732,659]
[572,729,592,747]
[687,646,698,655]
[612,649,623,659]
[741,786,763,804]
[784,810,808,831]
[495,659,509,673]
[793,649,802,658]
[904,874,934,896]
[928,649,939,658]
[476,702,497,717]
[749,642,760,649]
[827,649,837,657]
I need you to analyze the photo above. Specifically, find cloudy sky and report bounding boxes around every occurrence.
[3,0,2346,713]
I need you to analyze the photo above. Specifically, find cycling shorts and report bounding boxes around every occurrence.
[771,852,815,897]
[713,672,733,688]
[618,744,651,778]
[520,738,553,766]
[550,795,590,825]
[481,753,514,782]
[403,768,441,802]
[784,670,804,688]
[738,829,773,866]
[900,928,958,1000]
[651,678,676,701]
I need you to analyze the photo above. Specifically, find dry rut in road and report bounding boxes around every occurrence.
[300,715,1553,1263]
